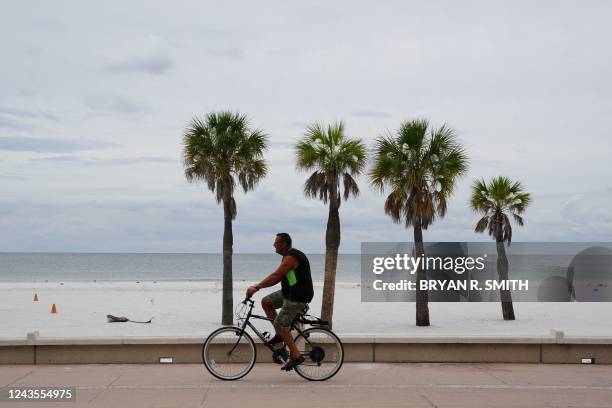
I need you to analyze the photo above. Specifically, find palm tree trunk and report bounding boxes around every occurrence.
[496,228,515,320]
[414,224,430,326]
[321,191,340,330]
[221,189,234,326]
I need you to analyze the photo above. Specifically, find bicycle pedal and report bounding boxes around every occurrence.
[272,348,289,365]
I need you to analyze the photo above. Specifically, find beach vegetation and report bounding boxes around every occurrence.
[369,119,468,326]
[470,176,531,320]
[295,121,366,329]
[182,111,268,325]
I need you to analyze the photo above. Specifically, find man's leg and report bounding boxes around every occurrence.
[274,299,307,361]
[275,327,301,359]
[261,296,278,326]
[261,291,283,339]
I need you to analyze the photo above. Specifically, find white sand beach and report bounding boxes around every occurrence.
[1,281,611,339]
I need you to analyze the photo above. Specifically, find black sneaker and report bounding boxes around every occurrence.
[281,356,305,371]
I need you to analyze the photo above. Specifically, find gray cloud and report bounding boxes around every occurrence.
[0,180,609,252]
[558,191,612,241]
[351,110,391,118]
[84,93,150,114]
[30,155,177,166]
[0,172,30,181]
[0,137,117,153]
[562,192,612,224]
[0,107,57,121]
[1,1,610,251]
[206,48,243,60]
[0,116,32,130]
[102,33,174,75]
[106,53,174,75]
[0,199,219,252]
[286,121,309,129]
[471,158,503,167]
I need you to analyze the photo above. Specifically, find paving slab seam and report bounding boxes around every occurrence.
[78,385,209,390]
[2,369,34,388]
[418,392,439,408]
[86,387,106,405]
[85,364,130,405]
[72,384,612,391]
[472,364,510,385]
[200,382,211,407]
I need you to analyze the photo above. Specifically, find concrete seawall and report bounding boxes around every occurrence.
[1,330,611,364]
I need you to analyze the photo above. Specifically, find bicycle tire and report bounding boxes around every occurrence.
[293,327,344,381]
[202,326,257,380]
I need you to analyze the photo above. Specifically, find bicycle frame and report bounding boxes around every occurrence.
[228,298,320,356]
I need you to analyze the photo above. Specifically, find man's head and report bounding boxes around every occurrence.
[274,233,292,255]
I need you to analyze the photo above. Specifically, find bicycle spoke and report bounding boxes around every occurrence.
[293,328,344,381]
[202,327,256,380]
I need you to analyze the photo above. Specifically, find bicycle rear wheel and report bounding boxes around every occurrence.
[293,327,344,381]
[202,327,256,380]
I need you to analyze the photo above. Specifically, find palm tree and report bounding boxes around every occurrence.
[182,111,267,325]
[370,119,468,326]
[470,176,531,320]
[295,121,366,329]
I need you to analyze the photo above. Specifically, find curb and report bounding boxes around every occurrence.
[1,330,611,365]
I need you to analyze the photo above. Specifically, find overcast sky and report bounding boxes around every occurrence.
[1,0,611,253]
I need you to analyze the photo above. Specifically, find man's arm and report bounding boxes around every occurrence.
[246,256,298,297]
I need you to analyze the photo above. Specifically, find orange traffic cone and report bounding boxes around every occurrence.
[50,303,57,314]
[33,293,39,301]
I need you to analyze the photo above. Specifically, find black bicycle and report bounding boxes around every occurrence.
[202,297,344,381]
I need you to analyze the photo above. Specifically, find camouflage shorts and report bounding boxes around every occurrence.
[265,290,307,330]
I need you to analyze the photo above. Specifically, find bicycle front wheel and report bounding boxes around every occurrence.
[293,327,344,381]
[202,327,256,380]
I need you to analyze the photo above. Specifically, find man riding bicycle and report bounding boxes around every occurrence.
[245,233,314,371]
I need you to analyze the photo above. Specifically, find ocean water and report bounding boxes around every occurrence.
[0,253,362,282]
[1,251,607,293]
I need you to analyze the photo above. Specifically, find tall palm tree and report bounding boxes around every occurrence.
[295,121,366,329]
[470,176,531,320]
[182,111,267,325]
[370,119,468,326]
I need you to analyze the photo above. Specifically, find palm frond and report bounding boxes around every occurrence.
[470,179,492,213]
[475,216,489,233]
[370,119,468,230]
[384,190,405,224]
[469,175,531,243]
[296,121,366,204]
[369,133,402,192]
[304,171,330,203]
[512,213,524,226]
[342,173,360,200]
[181,110,268,209]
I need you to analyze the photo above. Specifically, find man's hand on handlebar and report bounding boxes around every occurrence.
[245,285,259,298]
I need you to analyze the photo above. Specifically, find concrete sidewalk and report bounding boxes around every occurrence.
[1,363,611,407]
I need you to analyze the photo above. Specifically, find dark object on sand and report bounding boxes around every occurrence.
[107,314,152,323]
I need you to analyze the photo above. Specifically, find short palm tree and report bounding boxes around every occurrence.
[295,121,366,329]
[370,119,468,326]
[183,111,267,325]
[470,176,531,320]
